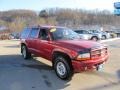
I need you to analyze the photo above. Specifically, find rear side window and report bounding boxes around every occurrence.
[21,28,30,39]
[75,30,83,34]
[83,30,89,34]
[29,28,39,38]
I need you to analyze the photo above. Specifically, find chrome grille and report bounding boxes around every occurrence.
[91,48,107,59]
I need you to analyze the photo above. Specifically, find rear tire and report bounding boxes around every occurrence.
[91,36,98,41]
[21,45,31,59]
[54,56,73,80]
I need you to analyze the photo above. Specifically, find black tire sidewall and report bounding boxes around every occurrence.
[21,45,31,59]
[91,36,98,41]
[22,45,27,59]
[54,56,72,80]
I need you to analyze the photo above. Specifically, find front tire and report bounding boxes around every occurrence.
[54,56,73,80]
[102,35,106,40]
[21,45,31,59]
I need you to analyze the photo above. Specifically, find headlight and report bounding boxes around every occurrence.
[77,52,90,61]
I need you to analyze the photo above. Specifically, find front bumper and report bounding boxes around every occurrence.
[72,55,109,72]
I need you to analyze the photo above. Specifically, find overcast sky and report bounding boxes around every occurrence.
[0,0,117,11]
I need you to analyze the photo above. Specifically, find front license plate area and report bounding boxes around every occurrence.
[97,64,104,71]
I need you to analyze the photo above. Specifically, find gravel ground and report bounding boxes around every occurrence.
[0,39,120,90]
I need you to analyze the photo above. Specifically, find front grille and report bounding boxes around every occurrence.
[91,48,107,59]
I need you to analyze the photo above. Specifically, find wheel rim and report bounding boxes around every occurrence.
[92,37,97,41]
[22,47,26,58]
[56,62,66,76]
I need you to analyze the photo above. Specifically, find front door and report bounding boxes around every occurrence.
[36,28,54,60]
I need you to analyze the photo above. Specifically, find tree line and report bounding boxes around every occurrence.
[0,8,120,33]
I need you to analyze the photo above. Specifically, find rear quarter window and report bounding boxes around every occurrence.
[29,28,39,38]
[75,30,83,34]
[21,28,30,39]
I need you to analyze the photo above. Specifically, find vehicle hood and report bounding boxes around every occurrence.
[55,40,104,52]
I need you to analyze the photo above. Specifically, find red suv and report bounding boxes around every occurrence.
[20,25,109,80]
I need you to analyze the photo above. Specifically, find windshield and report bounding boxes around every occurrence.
[51,28,80,40]
[90,30,101,33]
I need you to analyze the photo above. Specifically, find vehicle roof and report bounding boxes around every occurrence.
[26,25,66,29]
[74,29,89,31]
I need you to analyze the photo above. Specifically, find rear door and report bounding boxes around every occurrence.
[27,28,39,54]
[76,30,84,39]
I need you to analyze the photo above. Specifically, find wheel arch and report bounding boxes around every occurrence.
[91,36,99,41]
[102,35,107,39]
[52,51,73,69]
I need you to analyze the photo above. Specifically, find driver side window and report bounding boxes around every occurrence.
[39,29,48,40]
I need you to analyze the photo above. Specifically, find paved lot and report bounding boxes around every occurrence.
[0,39,120,90]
